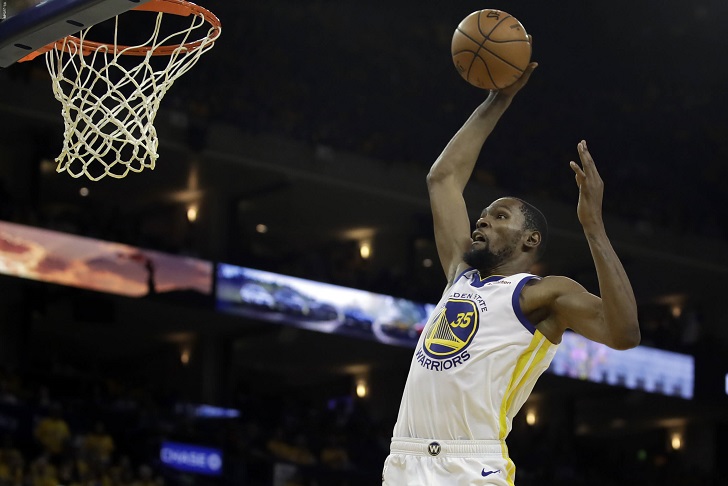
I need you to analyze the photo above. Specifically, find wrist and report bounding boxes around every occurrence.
[489,90,513,107]
[477,92,511,117]
[582,223,607,240]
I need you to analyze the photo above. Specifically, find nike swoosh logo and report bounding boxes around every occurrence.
[481,469,500,477]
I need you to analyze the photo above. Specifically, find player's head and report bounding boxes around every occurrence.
[463,197,548,273]
[515,197,548,258]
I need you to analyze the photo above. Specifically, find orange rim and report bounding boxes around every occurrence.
[19,0,220,62]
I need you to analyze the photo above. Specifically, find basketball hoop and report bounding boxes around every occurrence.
[24,0,221,181]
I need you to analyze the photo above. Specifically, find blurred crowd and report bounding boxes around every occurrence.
[0,363,390,486]
[0,2,726,486]
[0,359,723,486]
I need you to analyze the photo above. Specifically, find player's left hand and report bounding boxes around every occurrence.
[496,35,536,99]
[570,140,604,230]
[497,61,537,99]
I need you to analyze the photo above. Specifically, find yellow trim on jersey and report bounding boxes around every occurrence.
[498,330,554,484]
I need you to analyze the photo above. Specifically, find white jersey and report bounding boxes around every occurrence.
[392,270,559,441]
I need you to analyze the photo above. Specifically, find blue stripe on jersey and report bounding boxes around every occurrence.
[454,267,473,284]
[456,268,509,288]
[511,275,539,335]
[470,272,506,288]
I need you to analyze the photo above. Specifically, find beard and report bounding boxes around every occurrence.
[463,242,515,274]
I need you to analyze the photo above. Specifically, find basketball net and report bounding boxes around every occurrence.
[43,0,220,180]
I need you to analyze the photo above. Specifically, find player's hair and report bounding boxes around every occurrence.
[514,197,548,258]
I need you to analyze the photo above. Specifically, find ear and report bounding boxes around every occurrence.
[524,230,541,251]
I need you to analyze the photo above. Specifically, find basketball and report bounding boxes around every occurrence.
[451,9,531,90]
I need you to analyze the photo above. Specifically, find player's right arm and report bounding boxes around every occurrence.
[426,63,538,285]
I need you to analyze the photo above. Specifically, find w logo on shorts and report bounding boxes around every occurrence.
[427,442,441,456]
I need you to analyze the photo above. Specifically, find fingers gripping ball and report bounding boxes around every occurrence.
[452,9,531,90]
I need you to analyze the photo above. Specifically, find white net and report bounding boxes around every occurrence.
[45,7,219,180]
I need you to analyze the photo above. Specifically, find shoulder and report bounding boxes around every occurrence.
[526,275,587,291]
[518,275,593,344]
[520,275,588,310]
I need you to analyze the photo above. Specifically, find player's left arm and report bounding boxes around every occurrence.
[522,141,640,350]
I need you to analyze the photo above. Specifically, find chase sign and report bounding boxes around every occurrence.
[160,441,223,476]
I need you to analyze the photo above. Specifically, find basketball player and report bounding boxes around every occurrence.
[382,62,641,485]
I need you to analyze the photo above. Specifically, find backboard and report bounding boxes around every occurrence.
[0,0,149,68]
[0,0,221,180]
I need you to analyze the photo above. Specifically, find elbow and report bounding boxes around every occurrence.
[426,156,457,187]
[611,323,641,350]
[426,167,446,187]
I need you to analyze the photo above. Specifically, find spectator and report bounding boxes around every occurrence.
[56,456,82,486]
[33,404,71,463]
[267,428,316,467]
[0,435,24,486]
[28,455,57,486]
[81,422,115,467]
[108,455,135,486]
[319,432,351,471]
[131,464,159,486]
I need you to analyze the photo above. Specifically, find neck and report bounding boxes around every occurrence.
[478,259,532,279]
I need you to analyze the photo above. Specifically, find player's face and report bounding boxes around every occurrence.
[463,198,526,271]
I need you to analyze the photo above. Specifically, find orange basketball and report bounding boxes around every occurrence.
[451,9,531,90]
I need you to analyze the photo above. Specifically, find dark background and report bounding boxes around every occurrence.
[0,0,727,485]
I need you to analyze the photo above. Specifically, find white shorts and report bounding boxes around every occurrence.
[382,438,516,486]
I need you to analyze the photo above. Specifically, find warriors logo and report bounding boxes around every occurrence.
[423,298,479,359]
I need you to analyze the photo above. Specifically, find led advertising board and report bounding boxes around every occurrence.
[217,263,695,399]
[549,331,694,399]
[216,263,434,347]
[0,221,212,297]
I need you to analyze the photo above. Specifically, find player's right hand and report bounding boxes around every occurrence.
[570,140,605,231]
